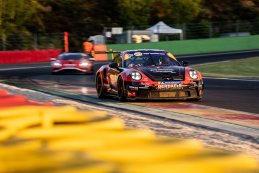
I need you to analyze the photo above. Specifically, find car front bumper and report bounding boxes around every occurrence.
[125,81,204,100]
[52,67,92,73]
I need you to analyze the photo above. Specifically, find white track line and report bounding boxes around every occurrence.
[0,66,50,71]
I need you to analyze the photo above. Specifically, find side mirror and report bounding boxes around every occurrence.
[50,58,56,61]
[109,62,119,69]
[182,61,189,67]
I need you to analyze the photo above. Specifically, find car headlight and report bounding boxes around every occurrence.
[79,61,89,67]
[52,61,62,67]
[131,71,142,80]
[189,70,198,79]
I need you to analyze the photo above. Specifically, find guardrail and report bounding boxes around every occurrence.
[0,89,258,173]
[0,49,62,64]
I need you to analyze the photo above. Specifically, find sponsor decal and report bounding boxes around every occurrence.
[128,86,139,90]
[158,81,181,84]
[138,86,149,89]
[157,81,183,89]
[134,52,143,56]
[150,68,177,73]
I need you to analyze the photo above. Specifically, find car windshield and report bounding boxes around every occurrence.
[124,52,180,68]
[58,54,86,60]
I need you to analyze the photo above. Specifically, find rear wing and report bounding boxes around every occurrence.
[86,49,121,60]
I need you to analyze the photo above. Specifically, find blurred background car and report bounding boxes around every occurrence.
[51,53,94,74]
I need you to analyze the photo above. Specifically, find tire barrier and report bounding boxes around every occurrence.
[0,89,258,173]
[0,49,62,64]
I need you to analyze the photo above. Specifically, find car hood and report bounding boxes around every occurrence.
[136,66,185,81]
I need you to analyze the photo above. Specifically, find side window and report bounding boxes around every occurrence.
[113,54,122,67]
[57,55,63,60]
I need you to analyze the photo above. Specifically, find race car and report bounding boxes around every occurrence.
[96,49,204,101]
[51,53,94,74]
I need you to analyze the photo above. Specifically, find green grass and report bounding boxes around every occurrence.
[108,35,259,56]
[192,57,259,78]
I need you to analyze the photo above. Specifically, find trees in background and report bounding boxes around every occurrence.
[117,0,150,27]
[1,0,258,36]
[0,0,46,36]
[0,0,49,50]
[202,0,259,21]
[149,0,202,24]
[0,0,259,50]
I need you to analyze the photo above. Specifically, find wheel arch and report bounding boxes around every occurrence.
[117,71,128,82]
[96,71,101,81]
[117,73,128,89]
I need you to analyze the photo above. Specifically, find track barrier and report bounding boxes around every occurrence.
[0,49,62,64]
[0,89,258,173]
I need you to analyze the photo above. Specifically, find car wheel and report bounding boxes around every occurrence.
[117,77,127,101]
[96,74,107,98]
[51,71,57,75]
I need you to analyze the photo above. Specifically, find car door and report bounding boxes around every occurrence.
[107,54,122,89]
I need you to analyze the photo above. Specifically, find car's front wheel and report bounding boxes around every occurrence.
[117,77,127,101]
[96,74,108,98]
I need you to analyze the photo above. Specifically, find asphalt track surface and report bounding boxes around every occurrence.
[0,50,259,114]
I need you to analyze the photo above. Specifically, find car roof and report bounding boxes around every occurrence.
[122,49,167,54]
[60,53,87,56]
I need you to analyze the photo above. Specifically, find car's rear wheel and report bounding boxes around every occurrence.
[117,77,127,101]
[96,74,107,98]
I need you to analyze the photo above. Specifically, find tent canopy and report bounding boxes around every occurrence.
[146,21,183,34]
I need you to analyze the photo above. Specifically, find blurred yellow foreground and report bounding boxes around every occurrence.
[0,90,258,173]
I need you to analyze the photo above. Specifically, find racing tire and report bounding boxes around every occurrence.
[51,71,58,75]
[117,77,127,102]
[96,74,108,98]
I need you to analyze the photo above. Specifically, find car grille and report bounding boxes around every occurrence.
[142,71,185,81]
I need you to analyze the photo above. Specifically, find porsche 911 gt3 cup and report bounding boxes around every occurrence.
[51,53,94,74]
[96,49,204,101]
